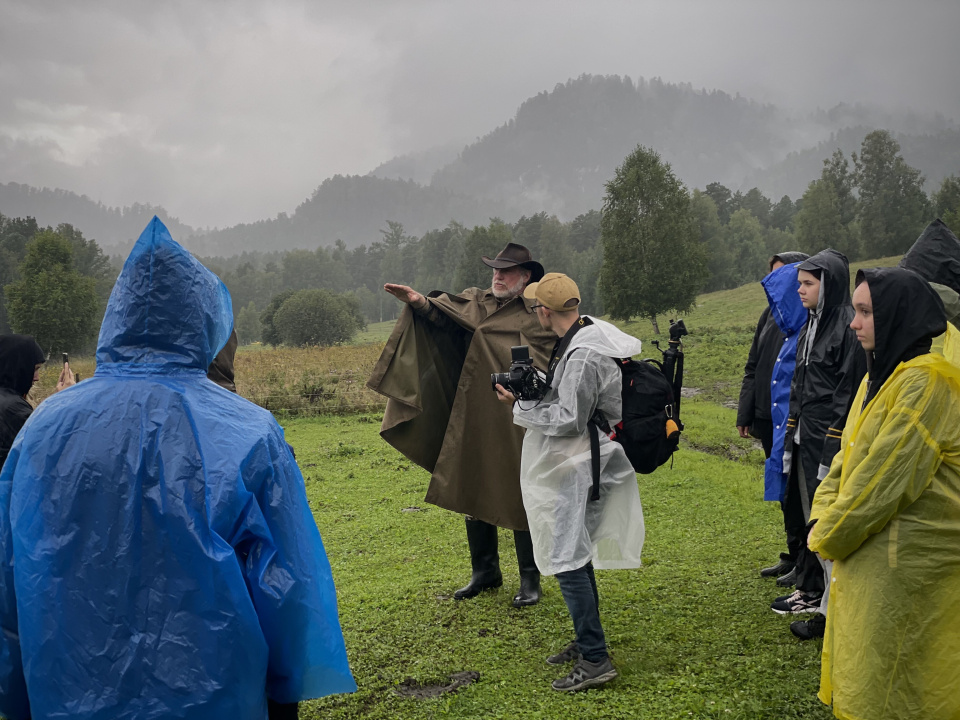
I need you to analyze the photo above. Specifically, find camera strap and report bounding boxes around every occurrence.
[541,316,605,502]
[543,315,593,388]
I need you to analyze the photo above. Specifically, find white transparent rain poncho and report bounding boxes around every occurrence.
[512,318,645,576]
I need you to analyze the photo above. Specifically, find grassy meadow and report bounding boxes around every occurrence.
[23,257,905,717]
[293,413,827,720]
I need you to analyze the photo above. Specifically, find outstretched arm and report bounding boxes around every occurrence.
[383,284,428,310]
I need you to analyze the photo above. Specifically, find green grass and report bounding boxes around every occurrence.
[283,414,831,720]
[281,258,914,716]
[352,320,399,345]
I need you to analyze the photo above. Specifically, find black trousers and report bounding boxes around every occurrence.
[752,418,774,459]
[783,444,824,595]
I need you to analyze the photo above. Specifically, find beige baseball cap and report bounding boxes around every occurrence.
[523,272,581,311]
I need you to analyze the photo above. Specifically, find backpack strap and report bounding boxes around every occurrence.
[550,323,607,502]
[587,420,601,501]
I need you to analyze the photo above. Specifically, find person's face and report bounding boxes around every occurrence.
[797,269,821,309]
[850,282,875,351]
[770,260,785,272]
[492,266,530,300]
[33,363,41,384]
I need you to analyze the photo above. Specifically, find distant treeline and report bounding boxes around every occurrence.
[212,130,960,344]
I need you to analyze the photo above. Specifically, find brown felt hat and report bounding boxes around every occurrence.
[523,272,581,311]
[481,243,545,282]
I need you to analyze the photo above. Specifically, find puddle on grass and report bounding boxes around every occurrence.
[394,671,480,699]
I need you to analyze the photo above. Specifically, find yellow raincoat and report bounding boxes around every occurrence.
[808,354,960,720]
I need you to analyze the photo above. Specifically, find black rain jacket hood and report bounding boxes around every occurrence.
[771,251,809,269]
[857,267,947,404]
[0,335,45,397]
[897,219,960,295]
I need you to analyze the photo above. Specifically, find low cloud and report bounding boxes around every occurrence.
[1,0,957,228]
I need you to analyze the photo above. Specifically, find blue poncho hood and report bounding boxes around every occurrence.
[96,216,233,372]
[762,263,806,501]
[0,218,355,720]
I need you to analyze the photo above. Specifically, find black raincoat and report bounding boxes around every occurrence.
[786,249,864,511]
[0,336,44,471]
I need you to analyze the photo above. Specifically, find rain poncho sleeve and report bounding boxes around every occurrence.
[809,367,951,561]
[0,218,354,720]
[513,348,616,438]
[808,356,960,720]
[512,319,645,576]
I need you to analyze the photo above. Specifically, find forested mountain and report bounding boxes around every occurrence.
[1,74,957,256]
[370,140,465,185]
[746,126,960,200]
[196,175,505,258]
[0,183,196,253]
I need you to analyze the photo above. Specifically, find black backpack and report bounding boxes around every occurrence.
[607,358,681,474]
[585,355,683,500]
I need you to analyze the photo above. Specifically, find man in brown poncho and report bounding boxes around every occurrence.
[368,243,555,607]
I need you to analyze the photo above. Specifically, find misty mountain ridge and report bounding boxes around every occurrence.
[1,74,957,257]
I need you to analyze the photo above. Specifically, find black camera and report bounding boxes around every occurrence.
[669,319,688,343]
[491,345,548,401]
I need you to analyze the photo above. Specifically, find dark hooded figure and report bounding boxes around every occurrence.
[772,249,865,625]
[897,218,960,325]
[0,336,45,471]
[738,252,808,582]
[809,267,959,719]
[0,218,354,720]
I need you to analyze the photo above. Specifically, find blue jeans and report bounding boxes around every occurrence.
[555,562,608,663]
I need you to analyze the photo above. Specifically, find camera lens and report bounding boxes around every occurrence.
[491,372,509,390]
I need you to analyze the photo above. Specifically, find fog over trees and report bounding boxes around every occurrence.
[2,75,958,257]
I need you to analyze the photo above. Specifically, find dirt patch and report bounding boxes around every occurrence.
[394,670,480,699]
[680,386,701,398]
[682,439,762,461]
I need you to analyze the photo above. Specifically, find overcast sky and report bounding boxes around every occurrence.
[1,0,958,229]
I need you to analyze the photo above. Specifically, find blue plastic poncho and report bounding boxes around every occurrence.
[0,218,355,720]
[762,263,806,501]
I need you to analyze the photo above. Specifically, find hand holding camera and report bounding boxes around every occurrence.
[491,345,548,402]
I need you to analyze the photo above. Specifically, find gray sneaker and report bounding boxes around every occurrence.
[551,657,618,691]
[546,641,581,665]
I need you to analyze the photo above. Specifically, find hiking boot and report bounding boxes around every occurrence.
[771,589,822,615]
[546,641,581,665]
[551,657,618,692]
[760,558,794,578]
[776,567,797,587]
[790,613,826,640]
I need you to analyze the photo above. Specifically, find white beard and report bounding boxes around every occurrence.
[492,274,527,300]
